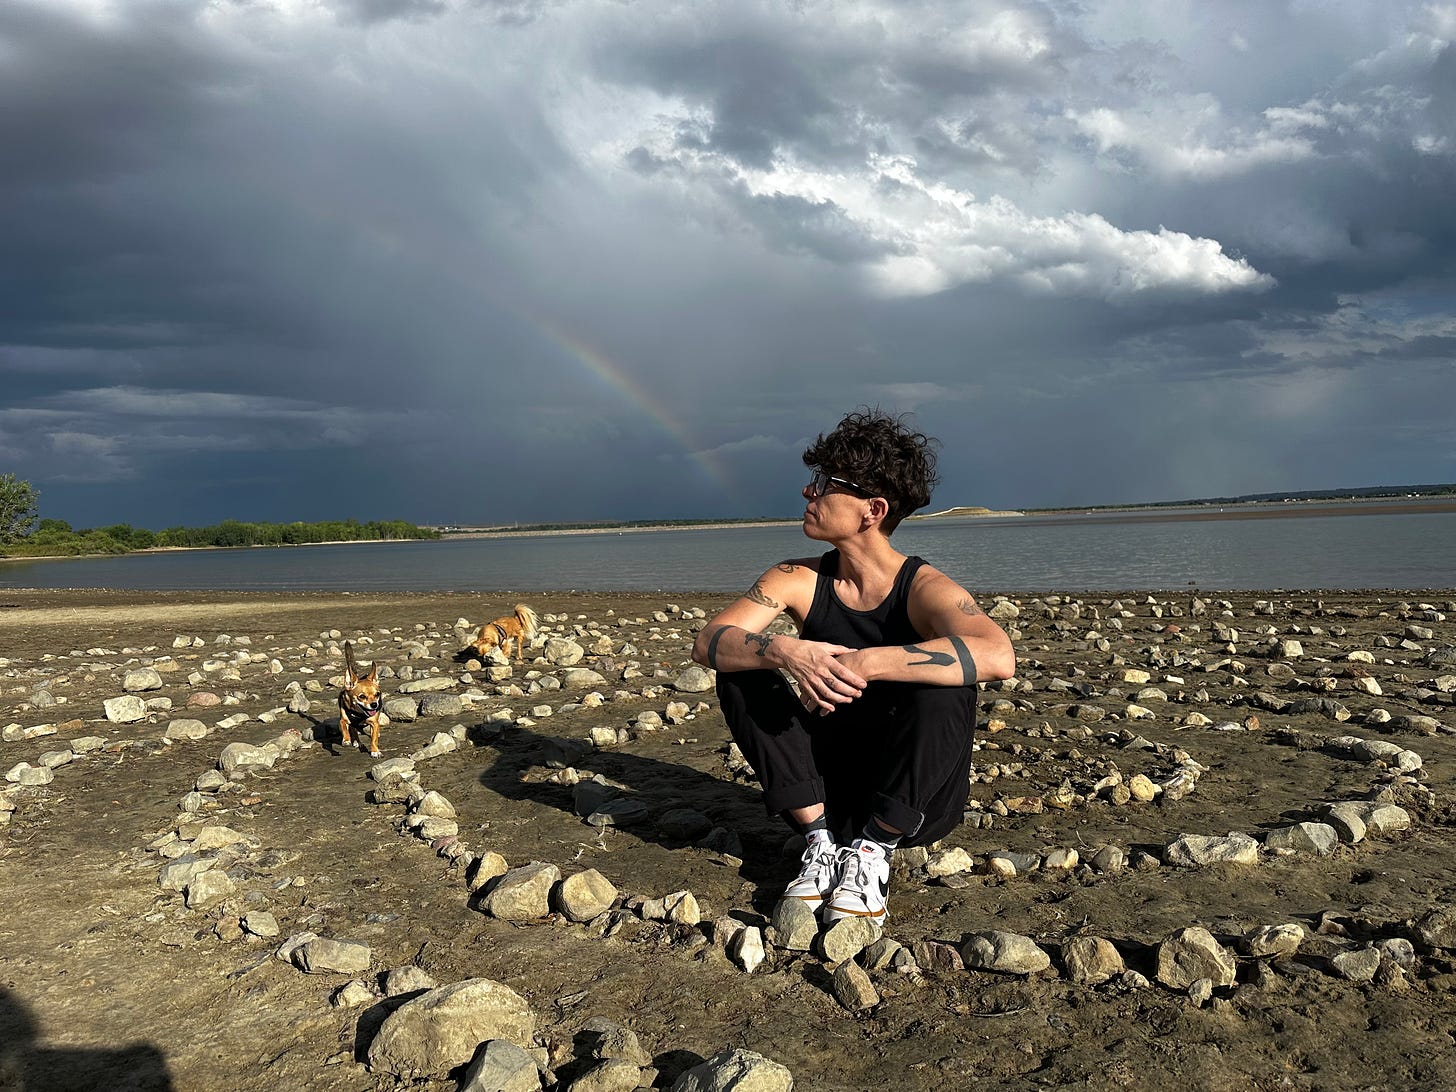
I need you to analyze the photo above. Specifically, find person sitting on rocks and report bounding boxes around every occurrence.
[692,408,1016,926]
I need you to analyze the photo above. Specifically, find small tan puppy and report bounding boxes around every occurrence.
[468,603,538,662]
[337,641,383,756]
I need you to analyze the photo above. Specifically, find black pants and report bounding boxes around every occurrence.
[716,670,977,848]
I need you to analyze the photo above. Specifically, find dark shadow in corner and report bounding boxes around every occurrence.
[472,725,793,918]
[0,986,175,1092]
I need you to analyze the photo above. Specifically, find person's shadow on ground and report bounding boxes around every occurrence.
[0,986,174,1092]
[473,724,793,919]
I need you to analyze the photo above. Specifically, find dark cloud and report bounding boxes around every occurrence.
[1,0,1453,532]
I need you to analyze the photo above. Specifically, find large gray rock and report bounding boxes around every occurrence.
[164,719,210,741]
[1163,832,1260,867]
[960,931,1051,975]
[460,1040,543,1092]
[1240,923,1304,959]
[670,1048,793,1092]
[672,666,715,694]
[123,668,165,692]
[103,695,148,724]
[1156,927,1236,989]
[293,937,371,974]
[562,668,608,689]
[554,869,618,922]
[1061,936,1124,985]
[770,898,819,953]
[1264,822,1338,856]
[367,978,535,1079]
[482,862,562,921]
[543,639,585,666]
[218,742,276,775]
[418,693,465,719]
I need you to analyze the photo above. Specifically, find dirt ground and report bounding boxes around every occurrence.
[2,587,1456,1092]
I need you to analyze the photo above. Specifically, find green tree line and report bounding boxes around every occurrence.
[0,475,437,556]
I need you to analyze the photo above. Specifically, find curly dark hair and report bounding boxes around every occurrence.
[802,408,939,533]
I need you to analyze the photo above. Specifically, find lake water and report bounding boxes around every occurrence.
[4,502,1454,594]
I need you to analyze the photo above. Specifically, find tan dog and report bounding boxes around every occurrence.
[338,641,383,756]
[468,603,538,662]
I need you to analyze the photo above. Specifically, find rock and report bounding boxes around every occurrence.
[1156,927,1236,989]
[1331,947,1381,982]
[191,825,252,852]
[1240,923,1304,959]
[1321,803,1368,844]
[960,931,1051,975]
[367,978,535,1079]
[383,965,439,996]
[820,917,880,964]
[543,639,585,666]
[861,937,904,971]
[332,980,378,1009]
[122,668,164,692]
[1264,823,1338,856]
[657,807,713,841]
[671,666,715,693]
[468,852,510,893]
[369,757,416,781]
[566,1059,642,1092]
[1163,832,1260,868]
[103,696,148,724]
[418,693,465,718]
[159,854,214,892]
[1355,803,1412,836]
[1061,936,1124,985]
[184,870,236,909]
[1414,906,1456,950]
[218,743,276,775]
[5,763,53,786]
[482,862,561,921]
[832,960,879,1011]
[586,798,649,828]
[1126,774,1157,802]
[383,697,419,722]
[911,940,964,974]
[555,869,619,922]
[293,937,371,974]
[242,911,280,938]
[770,898,819,952]
[562,668,608,689]
[414,791,457,819]
[926,847,976,878]
[1088,845,1126,873]
[669,1048,793,1092]
[728,927,766,973]
[164,719,210,741]
[460,1040,543,1092]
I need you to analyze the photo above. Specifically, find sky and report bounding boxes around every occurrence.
[2,0,1454,529]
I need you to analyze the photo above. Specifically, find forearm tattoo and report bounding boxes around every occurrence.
[745,579,781,609]
[947,635,979,684]
[903,639,979,684]
[743,631,775,657]
[902,643,954,667]
[956,597,986,618]
[704,627,729,669]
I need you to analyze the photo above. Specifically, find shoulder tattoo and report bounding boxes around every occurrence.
[776,563,798,574]
[745,579,781,609]
[956,597,986,618]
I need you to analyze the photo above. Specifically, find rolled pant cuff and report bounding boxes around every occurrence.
[762,776,827,817]
[872,793,926,840]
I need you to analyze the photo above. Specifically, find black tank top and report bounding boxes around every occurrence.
[801,549,927,648]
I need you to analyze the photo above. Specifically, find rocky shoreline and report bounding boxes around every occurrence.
[2,588,1456,1090]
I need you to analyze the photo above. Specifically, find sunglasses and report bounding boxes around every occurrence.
[807,469,876,498]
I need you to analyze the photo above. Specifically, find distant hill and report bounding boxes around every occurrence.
[1035,482,1456,513]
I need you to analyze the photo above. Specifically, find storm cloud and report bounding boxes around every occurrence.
[2,0,1453,527]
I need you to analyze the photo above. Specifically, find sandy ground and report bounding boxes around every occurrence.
[2,587,1456,1091]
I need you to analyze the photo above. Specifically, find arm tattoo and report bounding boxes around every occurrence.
[947,635,979,685]
[704,626,729,669]
[743,632,775,657]
[776,563,798,574]
[902,643,954,667]
[745,579,781,609]
[956,597,986,618]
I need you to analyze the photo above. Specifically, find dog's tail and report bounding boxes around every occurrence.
[514,604,538,638]
[344,640,362,682]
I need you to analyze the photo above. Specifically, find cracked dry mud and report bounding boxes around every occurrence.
[2,587,1456,1092]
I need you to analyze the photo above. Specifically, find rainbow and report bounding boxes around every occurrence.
[528,317,738,497]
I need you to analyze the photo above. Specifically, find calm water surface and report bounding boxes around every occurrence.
[4,506,1454,593]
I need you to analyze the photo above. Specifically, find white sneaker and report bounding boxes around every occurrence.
[823,839,890,925]
[782,832,840,913]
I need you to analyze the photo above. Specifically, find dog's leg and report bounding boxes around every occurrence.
[368,715,381,757]
[339,706,352,746]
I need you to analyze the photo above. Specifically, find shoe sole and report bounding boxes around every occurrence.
[823,905,887,925]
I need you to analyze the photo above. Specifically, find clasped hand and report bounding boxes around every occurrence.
[777,638,869,716]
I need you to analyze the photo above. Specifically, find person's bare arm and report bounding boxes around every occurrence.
[833,571,1015,687]
[691,561,869,714]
